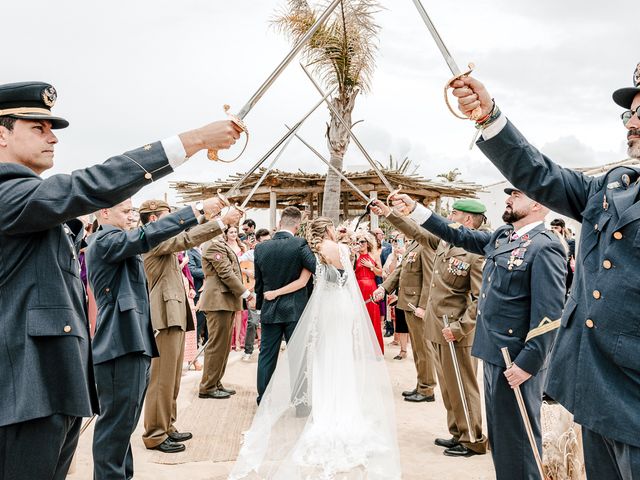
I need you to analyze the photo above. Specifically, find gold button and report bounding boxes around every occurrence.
[442,259,446,263]
[432,283,435,288]
[482,293,486,298]
[585,319,594,328]
[144,172,152,180]
[63,325,72,333]
[435,270,439,274]
[105,288,110,292]
[614,232,623,240]
[594,224,598,230]
[488,276,491,282]
[603,260,612,269]
[179,220,185,224]
[593,290,601,299]
[508,329,513,334]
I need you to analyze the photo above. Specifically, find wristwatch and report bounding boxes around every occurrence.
[195,201,205,216]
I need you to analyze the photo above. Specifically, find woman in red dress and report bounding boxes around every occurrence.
[354,233,384,353]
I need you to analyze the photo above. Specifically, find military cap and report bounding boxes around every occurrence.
[613,62,640,109]
[0,81,69,129]
[504,185,522,195]
[452,198,487,214]
[139,199,170,214]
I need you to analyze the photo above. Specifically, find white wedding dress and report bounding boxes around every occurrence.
[229,244,401,480]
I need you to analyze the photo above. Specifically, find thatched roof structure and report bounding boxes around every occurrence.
[171,168,483,216]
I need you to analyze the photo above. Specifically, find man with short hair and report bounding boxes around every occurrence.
[140,200,242,452]
[0,81,240,479]
[390,188,566,479]
[86,196,222,478]
[450,61,640,478]
[241,218,256,241]
[254,207,316,404]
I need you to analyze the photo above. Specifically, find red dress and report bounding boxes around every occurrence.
[355,253,384,353]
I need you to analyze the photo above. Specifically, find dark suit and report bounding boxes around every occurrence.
[86,206,197,480]
[188,247,207,344]
[253,230,316,402]
[419,212,566,479]
[0,143,173,480]
[478,119,640,477]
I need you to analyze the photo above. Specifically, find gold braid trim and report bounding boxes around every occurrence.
[0,107,52,116]
[525,317,561,342]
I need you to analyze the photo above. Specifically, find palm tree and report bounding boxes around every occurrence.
[274,0,381,223]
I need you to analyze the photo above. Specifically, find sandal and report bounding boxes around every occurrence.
[393,350,407,360]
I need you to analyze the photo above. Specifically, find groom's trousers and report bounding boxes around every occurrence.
[257,322,297,404]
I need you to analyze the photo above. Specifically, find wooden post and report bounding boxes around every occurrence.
[308,192,314,219]
[370,191,379,230]
[269,190,277,231]
[342,192,350,222]
[318,192,324,216]
[435,196,442,215]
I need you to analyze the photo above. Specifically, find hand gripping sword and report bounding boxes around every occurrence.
[501,347,546,480]
[207,0,344,162]
[409,0,482,121]
[299,64,402,204]
[443,314,477,443]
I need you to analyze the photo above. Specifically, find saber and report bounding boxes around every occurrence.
[501,347,546,480]
[79,414,97,437]
[217,88,336,208]
[443,314,476,443]
[290,128,371,204]
[300,64,400,198]
[207,0,344,162]
[237,134,296,210]
[408,0,482,121]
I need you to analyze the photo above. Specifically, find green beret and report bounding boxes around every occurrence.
[452,199,487,214]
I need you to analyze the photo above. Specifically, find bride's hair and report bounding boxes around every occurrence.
[307,217,334,265]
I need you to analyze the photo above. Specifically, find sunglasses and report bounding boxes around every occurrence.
[621,107,640,126]
[357,240,367,244]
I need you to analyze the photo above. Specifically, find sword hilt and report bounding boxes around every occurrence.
[207,105,249,163]
[443,63,484,121]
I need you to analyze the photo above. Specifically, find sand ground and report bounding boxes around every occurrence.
[69,339,495,479]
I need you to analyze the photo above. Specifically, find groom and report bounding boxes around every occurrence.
[254,207,316,404]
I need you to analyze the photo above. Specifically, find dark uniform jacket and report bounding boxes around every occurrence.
[199,240,246,312]
[0,143,173,427]
[421,213,567,376]
[254,231,316,324]
[388,213,484,347]
[86,207,198,365]
[478,119,640,448]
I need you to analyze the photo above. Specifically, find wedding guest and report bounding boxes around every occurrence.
[354,232,384,352]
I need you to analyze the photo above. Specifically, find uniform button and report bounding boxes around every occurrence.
[179,219,185,224]
[435,270,439,274]
[613,232,623,240]
[144,172,152,180]
[478,311,481,316]
[508,329,513,335]
[594,224,598,230]
[585,319,594,328]
[482,293,486,298]
[593,290,601,299]
[432,283,435,288]
[442,259,446,263]
[63,325,72,333]
[105,288,110,292]
[603,260,612,269]
[488,276,491,282]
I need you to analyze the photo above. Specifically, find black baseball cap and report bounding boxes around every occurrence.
[612,62,640,109]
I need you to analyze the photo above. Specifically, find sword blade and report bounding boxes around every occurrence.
[443,315,477,443]
[226,87,336,198]
[300,64,397,194]
[410,0,461,76]
[239,134,295,209]
[236,0,343,119]
[290,128,371,204]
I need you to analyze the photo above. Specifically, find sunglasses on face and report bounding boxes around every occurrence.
[358,240,367,244]
[621,107,640,126]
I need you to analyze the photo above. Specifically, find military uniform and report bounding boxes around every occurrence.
[198,239,250,398]
[381,225,438,400]
[411,201,566,479]
[86,206,199,478]
[474,64,640,478]
[0,82,186,479]
[387,205,489,455]
[141,201,224,449]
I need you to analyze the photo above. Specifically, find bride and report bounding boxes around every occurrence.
[229,218,401,480]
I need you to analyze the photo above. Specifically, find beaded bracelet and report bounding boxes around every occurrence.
[475,99,501,130]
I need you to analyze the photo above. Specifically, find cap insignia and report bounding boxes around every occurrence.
[42,86,57,107]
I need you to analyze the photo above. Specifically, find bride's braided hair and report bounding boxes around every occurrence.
[306,217,334,266]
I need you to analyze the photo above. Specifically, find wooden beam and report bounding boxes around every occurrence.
[369,191,379,230]
[269,190,277,231]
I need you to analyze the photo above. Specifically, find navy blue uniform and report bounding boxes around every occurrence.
[418,210,566,479]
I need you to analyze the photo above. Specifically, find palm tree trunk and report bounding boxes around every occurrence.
[321,92,357,223]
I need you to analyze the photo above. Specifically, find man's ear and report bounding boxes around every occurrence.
[0,126,10,147]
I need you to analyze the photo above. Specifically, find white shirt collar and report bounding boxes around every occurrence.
[514,221,543,238]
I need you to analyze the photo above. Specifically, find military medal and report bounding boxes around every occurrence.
[507,247,527,270]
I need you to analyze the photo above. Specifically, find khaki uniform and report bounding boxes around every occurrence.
[388,212,488,453]
[381,232,437,397]
[142,219,223,448]
[198,240,246,394]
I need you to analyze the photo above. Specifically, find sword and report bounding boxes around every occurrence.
[289,128,372,205]
[443,314,477,443]
[216,88,336,210]
[207,0,344,162]
[500,347,546,480]
[409,0,482,121]
[300,64,401,201]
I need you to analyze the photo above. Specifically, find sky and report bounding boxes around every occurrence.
[3,0,636,212]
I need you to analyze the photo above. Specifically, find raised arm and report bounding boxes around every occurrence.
[264,269,313,301]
